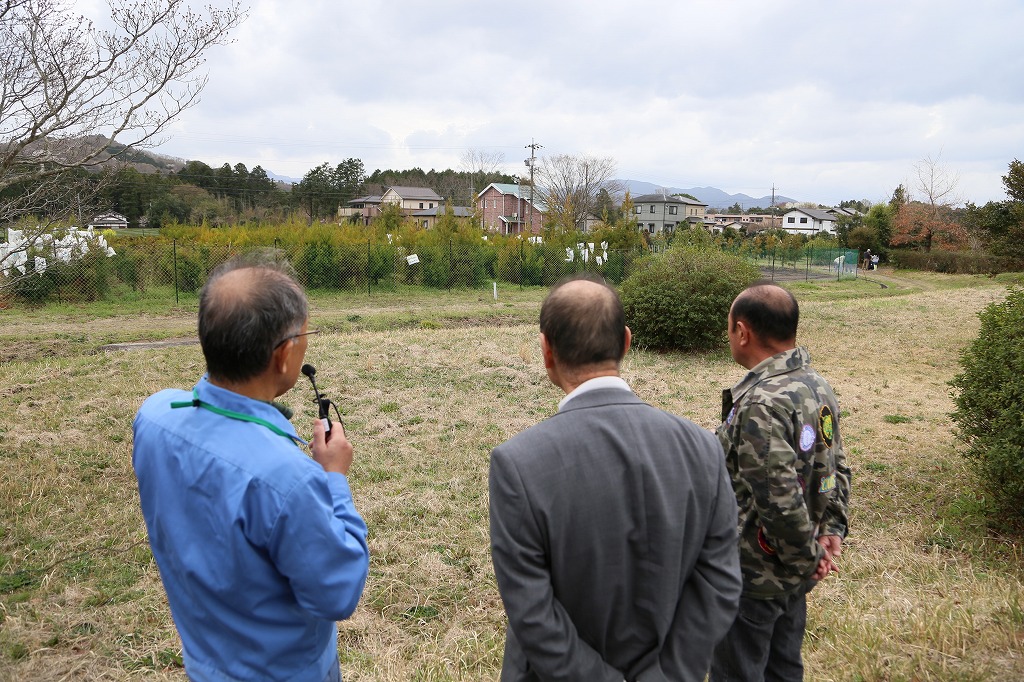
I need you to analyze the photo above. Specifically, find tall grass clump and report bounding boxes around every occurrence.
[950,286,1024,530]
[619,240,759,351]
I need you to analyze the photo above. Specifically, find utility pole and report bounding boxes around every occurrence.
[525,139,542,233]
[771,184,778,228]
[515,175,523,235]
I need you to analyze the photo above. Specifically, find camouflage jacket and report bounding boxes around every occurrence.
[717,347,851,599]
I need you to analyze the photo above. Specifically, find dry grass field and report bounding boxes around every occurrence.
[1,269,1023,681]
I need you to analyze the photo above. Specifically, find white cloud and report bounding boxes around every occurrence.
[74,0,1024,205]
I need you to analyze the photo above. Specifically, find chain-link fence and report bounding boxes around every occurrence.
[748,246,862,282]
[0,237,646,307]
[0,234,861,309]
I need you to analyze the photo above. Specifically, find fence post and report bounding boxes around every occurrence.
[805,247,810,282]
[367,239,371,295]
[173,239,179,305]
[448,238,453,292]
[771,247,776,282]
[520,239,525,290]
[52,240,61,305]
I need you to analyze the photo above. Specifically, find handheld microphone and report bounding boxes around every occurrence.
[301,363,332,437]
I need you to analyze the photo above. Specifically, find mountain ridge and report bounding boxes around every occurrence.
[69,139,804,207]
[620,179,798,210]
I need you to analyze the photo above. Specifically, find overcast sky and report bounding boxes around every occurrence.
[86,0,1024,205]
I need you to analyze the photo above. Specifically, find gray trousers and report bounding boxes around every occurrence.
[709,587,808,682]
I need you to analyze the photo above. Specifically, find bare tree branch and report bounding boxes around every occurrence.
[913,153,961,209]
[892,154,965,252]
[458,148,506,205]
[537,154,620,233]
[1,0,245,273]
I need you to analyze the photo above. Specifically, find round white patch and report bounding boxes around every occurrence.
[799,424,816,451]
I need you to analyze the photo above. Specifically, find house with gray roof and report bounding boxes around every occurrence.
[89,211,129,230]
[780,207,837,236]
[632,193,707,235]
[381,186,443,214]
[411,205,474,229]
[338,195,383,225]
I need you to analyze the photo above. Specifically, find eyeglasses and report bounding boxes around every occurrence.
[274,329,320,349]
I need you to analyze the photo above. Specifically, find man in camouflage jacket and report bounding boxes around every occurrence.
[710,284,851,682]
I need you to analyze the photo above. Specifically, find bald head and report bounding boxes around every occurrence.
[198,260,308,383]
[730,283,799,343]
[539,275,627,369]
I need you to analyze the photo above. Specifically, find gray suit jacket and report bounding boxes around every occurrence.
[489,387,741,682]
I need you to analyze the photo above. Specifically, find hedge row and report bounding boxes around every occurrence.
[888,249,1024,274]
[3,233,643,304]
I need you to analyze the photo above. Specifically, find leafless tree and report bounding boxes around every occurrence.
[537,154,621,232]
[913,153,961,210]
[457,148,506,204]
[459,148,506,177]
[0,0,244,272]
[892,154,964,252]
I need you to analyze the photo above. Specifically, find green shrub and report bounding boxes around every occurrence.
[7,261,55,304]
[950,286,1024,530]
[112,251,148,292]
[620,244,760,351]
[161,249,204,293]
[296,240,340,289]
[61,249,115,301]
[889,249,1024,274]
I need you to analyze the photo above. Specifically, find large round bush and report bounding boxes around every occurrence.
[620,244,759,351]
[950,286,1024,530]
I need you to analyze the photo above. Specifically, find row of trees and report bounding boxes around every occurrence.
[825,156,1024,273]
[2,0,1020,277]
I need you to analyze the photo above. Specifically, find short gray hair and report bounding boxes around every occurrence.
[198,251,308,383]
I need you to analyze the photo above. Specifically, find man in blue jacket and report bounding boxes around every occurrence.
[133,255,369,681]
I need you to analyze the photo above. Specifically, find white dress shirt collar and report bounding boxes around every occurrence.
[558,375,633,411]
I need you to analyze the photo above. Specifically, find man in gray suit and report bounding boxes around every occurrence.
[489,274,742,682]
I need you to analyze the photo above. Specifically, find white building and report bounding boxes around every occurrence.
[779,208,836,236]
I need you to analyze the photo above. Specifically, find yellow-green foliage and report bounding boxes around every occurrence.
[9,214,646,304]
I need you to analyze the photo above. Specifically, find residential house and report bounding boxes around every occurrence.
[632,193,707,235]
[779,208,837,236]
[706,219,747,235]
[582,213,604,233]
[705,213,781,231]
[381,186,443,214]
[477,182,546,235]
[828,207,863,219]
[411,206,474,230]
[338,195,383,225]
[89,211,129,230]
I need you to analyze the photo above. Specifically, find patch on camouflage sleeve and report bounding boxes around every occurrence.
[726,406,736,425]
[757,527,776,555]
[799,423,816,451]
[819,405,835,447]
[819,473,837,493]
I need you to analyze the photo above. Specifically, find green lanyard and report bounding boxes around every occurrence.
[171,389,307,446]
